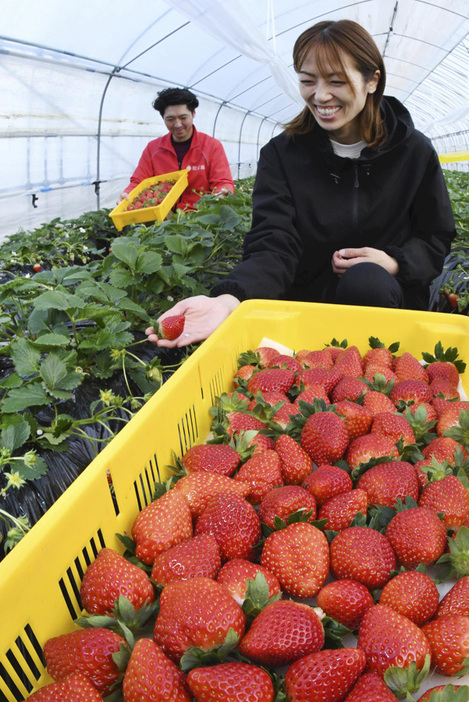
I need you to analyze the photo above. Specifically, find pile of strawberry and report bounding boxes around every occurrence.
[26,338,469,702]
[126,180,176,211]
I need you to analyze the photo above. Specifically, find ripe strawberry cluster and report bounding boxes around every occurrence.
[27,338,469,701]
[126,180,176,211]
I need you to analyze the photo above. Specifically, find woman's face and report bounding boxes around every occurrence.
[298,47,380,144]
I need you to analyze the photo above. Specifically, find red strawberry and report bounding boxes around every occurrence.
[153,576,246,662]
[370,412,416,445]
[300,411,349,465]
[195,492,261,561]
[378,570,439,626]
[275,433,314,484]
[364,362,398,383]
[122,638,191,702]
[293,384,331,407]
[408,400,438,422]
[334,345,364,378]
[233,449,283,504]
[356,461,419,508]
[247,367,295,395]
[318,488,368,532]
[357,604,431,677]
[432,397,469,417]
[258,485,317,528]
[390,379,433,407]
[436,575,469,618]
[422,436,468,464]
[394,352,429,383]
[271,401,302,428]
[157,314,185,340]
[344,671,399,701]
[260,522,329,598]
[79,547,154,615]
[295,366,342,395]
[254,345,281,367]
[436,404,469,436]
[427,360,461,387]
[172,472,250,519]
[363,390,396,415]
[248,390,289,411]
[284,647,366,702]
[418,474,469,529]
[226,412,274,453]
[267,353,302,372]
[334,400,373,440]
[421,614,469,676]
[43,628,126,697]
[345,433,399,471]
[329,526,396,589]
[27,674,104,701]
[363,346,394,369]
[302,464,353,506]
[430,377,460,400]
[151,533,221,585]
[301,348,334,369]
[316,579,373,631]
[385,505,447,568]
[233,364,256,386]
[331,376,368,403]
[239,599,324,666]
[131,489,193,564]
[180,443,240,477]
[216,558,281,605]
[187,662,274,702]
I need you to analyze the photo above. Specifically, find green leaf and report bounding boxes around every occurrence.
[34,332,70,348]
[10,338,41,377]
[39,354,82,394]
[1,421,31,452]
[16,455,48,480]
[109,267,135,289]
[109,239,139,268]
[2,384,50,412]
[136,250,163,274]
[0,373,23,389]
[33,290,87,311]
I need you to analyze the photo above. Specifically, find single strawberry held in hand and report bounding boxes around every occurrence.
[157,314,186,340]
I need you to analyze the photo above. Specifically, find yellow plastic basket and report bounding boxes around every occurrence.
[109,170,189,231]
[2,300,469,700]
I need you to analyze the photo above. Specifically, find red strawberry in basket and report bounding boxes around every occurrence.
[153,576,246,662]
[179,442,241,477]
[344,671,399,701]
[131,489,193,564]
[247,367,296,395]
[233,449,283,504]
[195,492,261,561]
[345,432,398,471]
[334,400,373,440]
[436,575,469,618]
[216,558,281,606]
[300,410,349,465]
[79,547,154,615]
[318,488,368,532]
[284,647,366,702]
[302,464,353,506]
[378,570,439,626]
[260,521,329,598]
[417,685,468,701]
[275,433,314,484]
[122,638,191,702]
[385,505,447,568]
[238,599,324,666]
[156,314,185,340]
[187,662,275,702]
[258,485,317,528]
[43,628,126,697]
[357,604,431,678]
[418,474,469,529]
[316,578,374,631]
[329,526,396,590]
[356,461,420,508]
[151,533,221,585]
[394,351,429,383]
[172,471,250,519]
[27,673,104,701]
[422,614,469,676]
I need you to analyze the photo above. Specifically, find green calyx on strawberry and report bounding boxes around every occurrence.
[156,313,185,340]
[419,685,469,702]
[179,627,241,673]
[238,571,282,622]
[75,594,159,641]
[422,340,466,374]
[442,409,469,450]
[383,654,431,698]
[435,525,469,581]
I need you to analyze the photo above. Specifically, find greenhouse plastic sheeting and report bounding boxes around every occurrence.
[0,0,468,237]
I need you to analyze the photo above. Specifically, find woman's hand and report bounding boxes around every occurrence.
[332,247,399,277]
[145,294,241,347]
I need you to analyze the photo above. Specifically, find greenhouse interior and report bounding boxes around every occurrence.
[1,0,469,700]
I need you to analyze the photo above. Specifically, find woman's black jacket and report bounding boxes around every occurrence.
[212,96,456,310]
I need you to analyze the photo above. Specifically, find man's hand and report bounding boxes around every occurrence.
[145,294,241,347]
[332,247,399,277]
[117,192,130,205]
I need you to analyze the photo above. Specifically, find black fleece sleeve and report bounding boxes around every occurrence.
[211,141,304,300]
[383,149,456,288]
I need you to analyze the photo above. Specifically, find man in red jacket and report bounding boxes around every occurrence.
[120,88,235,210]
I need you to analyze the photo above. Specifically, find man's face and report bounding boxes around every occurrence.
[163,104,195,142]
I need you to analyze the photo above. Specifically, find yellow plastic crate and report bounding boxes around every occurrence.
[109,169,189,231]
[2,300,469,700]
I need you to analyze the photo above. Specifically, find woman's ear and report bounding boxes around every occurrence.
[367,70,380,94]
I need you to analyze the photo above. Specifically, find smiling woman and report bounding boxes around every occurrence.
[146,18,456,349]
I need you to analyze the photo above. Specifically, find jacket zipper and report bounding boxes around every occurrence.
[352,162,359,230]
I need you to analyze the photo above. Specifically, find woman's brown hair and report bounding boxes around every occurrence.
[284,19,387,148]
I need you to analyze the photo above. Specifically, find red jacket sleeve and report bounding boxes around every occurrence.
[206,139,235,194]
[124,144,156,194]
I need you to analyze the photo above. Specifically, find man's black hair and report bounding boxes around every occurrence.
[152,88,199,117]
